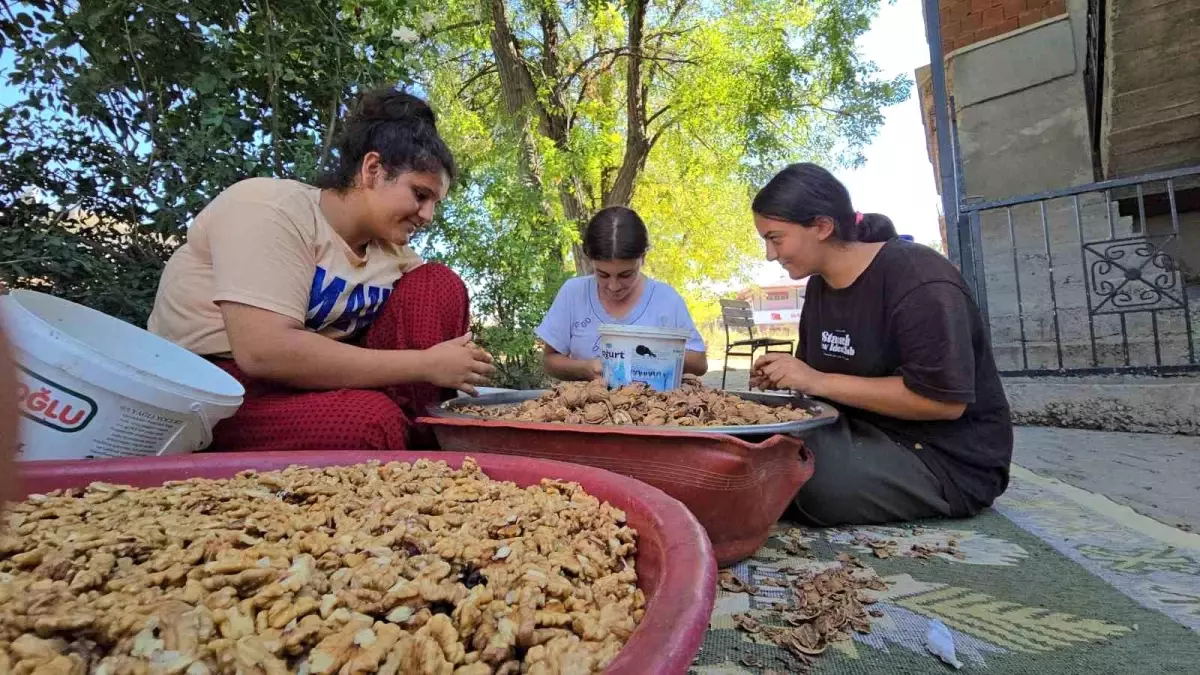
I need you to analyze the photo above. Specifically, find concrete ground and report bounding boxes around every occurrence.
[703,360,1200,533]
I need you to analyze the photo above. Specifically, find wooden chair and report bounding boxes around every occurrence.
[719,298,795,389]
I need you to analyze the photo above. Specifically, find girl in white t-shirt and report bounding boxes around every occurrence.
[536,207,708,381]
[148,88,494,452]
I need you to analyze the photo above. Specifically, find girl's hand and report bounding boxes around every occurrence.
[751,353,826,396]
[587,359,604,381]
[424,333,496,396]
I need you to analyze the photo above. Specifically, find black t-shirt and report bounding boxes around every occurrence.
[797,239,1013,516]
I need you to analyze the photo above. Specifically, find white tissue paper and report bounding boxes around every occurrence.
[925,619,964,669]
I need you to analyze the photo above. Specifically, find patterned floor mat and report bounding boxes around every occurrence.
[692,467,1200,674]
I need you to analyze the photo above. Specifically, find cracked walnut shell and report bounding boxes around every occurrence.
[461,375,812,428]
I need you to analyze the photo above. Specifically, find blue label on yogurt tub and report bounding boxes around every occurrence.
[629,362,676,391]
[602,339,683,391]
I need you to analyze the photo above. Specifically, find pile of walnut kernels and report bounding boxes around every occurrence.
[0,459,643,675]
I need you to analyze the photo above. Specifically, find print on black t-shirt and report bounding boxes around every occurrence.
[819,329,856,360]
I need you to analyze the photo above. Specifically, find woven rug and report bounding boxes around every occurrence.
[692,466,1200,674]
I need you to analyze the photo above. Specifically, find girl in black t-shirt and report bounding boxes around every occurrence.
[748,163,1013,526]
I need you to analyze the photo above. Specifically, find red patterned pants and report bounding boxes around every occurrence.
[210,263,468,452]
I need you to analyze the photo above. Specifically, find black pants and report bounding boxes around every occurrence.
[790,413,955,527]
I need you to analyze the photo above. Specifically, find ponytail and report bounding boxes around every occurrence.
[752,163,897,243]
[856,213,897,243]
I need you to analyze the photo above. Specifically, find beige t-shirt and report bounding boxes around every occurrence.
[148,178,422,356]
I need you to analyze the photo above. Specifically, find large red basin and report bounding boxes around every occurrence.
[15,451,716,675]
[418,418,815,566]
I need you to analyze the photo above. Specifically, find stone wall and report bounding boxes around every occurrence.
[1101,0,1200,178]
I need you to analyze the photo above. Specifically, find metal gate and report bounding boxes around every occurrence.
[956,167,1200,376]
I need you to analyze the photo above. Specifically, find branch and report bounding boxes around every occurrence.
[645,24,699,42]
[0,257,55,268]
[807,103,855,118]
[568,50,623,129]
[423,19,484,40]
[557,15,583,62]
[562,48,693,88]
[603,0,650,208]
[431,50,480,71]
[455,65,497,98]
[317,93,339,170]
[646,104,671,126]
[261,0,282,176]
[639,53,694,65]
[648,123,671,150]
[643,0,693,94]
[561,47,624,88]
[122,19,157,188]
[318,12,344,172]
[1,2,18,24]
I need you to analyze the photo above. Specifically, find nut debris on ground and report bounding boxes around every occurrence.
[723,554,890,669]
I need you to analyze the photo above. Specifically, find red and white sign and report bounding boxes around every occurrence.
[753,308,802,326]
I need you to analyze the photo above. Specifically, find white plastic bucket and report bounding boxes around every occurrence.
[1,290,244,461]
[598,324,691,392]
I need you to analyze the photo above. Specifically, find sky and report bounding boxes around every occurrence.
[752,0,941,286]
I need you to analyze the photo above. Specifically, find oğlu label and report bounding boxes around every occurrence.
[16,366,98,433]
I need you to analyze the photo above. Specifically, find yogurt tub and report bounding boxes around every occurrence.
[1,290,243,460]
[598,324,690,392]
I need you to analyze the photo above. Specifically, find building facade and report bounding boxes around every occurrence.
[918,0,1200,374]
[736,279,807,328]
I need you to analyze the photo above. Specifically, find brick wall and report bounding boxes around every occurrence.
[939,0,1067,53]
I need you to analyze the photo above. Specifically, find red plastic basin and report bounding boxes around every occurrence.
[416,418,815,566]
[16,451,716,675]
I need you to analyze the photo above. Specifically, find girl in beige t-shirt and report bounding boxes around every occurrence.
[148,88,494,451]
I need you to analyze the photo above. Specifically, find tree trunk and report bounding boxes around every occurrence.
[485,0,591,273]
[602,0,650,209]
[483,0,656,275]
[483,0,551,216]
[486,0,540,119]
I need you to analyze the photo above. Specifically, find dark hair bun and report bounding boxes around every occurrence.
[856,213,897,243]
[354,88,437,127]
[316,86,456,190]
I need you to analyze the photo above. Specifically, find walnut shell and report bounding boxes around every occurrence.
[464,380,812,429]
[582,403,610,424]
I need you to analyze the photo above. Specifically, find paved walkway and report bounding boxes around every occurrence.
[703,360,1200,533]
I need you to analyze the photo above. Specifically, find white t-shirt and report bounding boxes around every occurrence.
[535,276,706,359]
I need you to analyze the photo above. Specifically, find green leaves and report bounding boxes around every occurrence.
[194,73,219,95]
[1,0,418,325]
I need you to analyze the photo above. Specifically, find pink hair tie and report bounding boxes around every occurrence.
[854,212,864,225]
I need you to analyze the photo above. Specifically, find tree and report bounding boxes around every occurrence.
[0,0,411,323]
[1,0,907,390]
[401,0,908,383]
